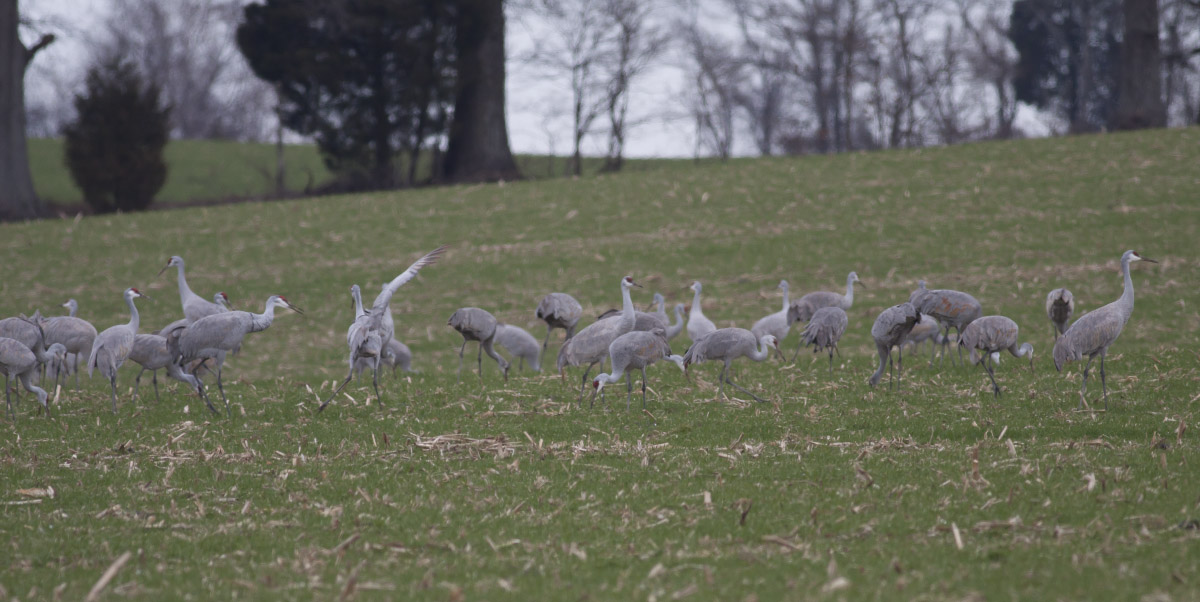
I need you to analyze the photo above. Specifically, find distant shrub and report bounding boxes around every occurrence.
[63,58,170,213]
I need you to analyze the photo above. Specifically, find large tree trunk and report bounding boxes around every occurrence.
[1115,0,1166,129]
[0,1,52,220]
[442,0,519,183]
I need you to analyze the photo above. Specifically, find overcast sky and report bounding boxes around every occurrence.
[21,0,1049,158]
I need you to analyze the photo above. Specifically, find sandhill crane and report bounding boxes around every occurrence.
[495,323,541,372]
[128,334,201,403]
[536,292,583,366]
[174,295,302,415]
[214,292,232,310]
[789,272,862,323]
[601,308,667,333]
[88,288,150,413]
[1,333,65,418]
[1053,250,1155,410]
[43,305,97,391]
[912,288,981,366]
[959,316,1034,398]
[158,256,227,323]
[752,280,791,359]
[591,328,685,409]
[558,276,641,400]
[652,294,686,340]
[381,339,413,374]
[869,303,921,390]
[0,312,44,354]
[788,272,862,358]
[318,246,444,412]
[448,308,510,383]
[797,306,848,373]
[1045,288,1075,340]
[682,328,778,403]
[902,314,943,358]
[686,281,717,342]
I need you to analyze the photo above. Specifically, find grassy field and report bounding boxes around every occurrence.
[29,138,686,207]
[2,128,1198,601]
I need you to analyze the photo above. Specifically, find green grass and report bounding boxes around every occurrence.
[29,138,684,207]
[3,128,1199,601]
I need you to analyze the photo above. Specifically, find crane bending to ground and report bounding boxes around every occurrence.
[1045,288,1075,340]
[1053,250,1155,410]
[43,302,97,391]
[129,334,201,403]
[591,328,685,410]
[318,245,445,412]
[912,287,981,366]
[535,293,583,367]
[797,306,848,373]
[495,323,541,372]
[788,272,862,361]
[868,303,921,390]
[1,327,65,418]
[88,288,150,413]
[682,329,778,403]
[558,276,641,401]
[959,316,1034,398]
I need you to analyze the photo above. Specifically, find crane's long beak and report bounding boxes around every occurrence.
[140,293,154,302]
[857,281,867,289]
[1142,257,1159,264]
[286,301,305,315]
[156,265,169,277]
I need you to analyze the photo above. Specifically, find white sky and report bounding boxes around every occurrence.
[21,0,1051,158]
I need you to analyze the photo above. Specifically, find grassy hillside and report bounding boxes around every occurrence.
[29,138,684,206]
[2,128,1198,600]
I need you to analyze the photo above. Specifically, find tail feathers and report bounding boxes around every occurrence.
[86,342,102,378]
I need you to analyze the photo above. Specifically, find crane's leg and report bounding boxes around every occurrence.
[192,359,221,415]
[109,375,119,414]
[5,375,12,420]
[456,340,467,383]
[319,365,357,413]
[828,346,835,373]
[578,362,597,404]
[983,355,1000,398]
[216,366,230,417]
[519,357,525,372]
[887,349,895,390]
[152,370,160,404]
[371,356,382,404]
[476,343,484,382]
[74,354,80,391]
[1078,355,1095,409]
[790,341,803,364]
[1099,350,1108,411]
[133,368,144,402]
[897,344,905,390]
[540,326,553,369]
[626,371,633,411]
[718,363,728,399]
[641,367,648,410]
[722,370,767,403]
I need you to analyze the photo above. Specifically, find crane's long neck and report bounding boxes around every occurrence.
[68,302,77,317]
[780,285,789,313]
[620,284,635,331]
[352,289,365,319]
[250,302,276,332]
[844,276,855,305]
[1010,342,1032,358]
[175,264,196,302]
[1118,256,1135,320]
[691,287,703,316]
[596,366,625,389]
[749,338,773,362]
[671,306,684,329]
[126,295,140,332]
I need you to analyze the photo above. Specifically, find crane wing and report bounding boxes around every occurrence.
[369,245,448,319]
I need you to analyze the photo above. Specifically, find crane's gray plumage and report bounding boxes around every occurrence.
[912,288,982,366]
[1053,250,1155,410]
[868,302,921,390]
[88,288,149,413]
[558,276,641,400]
[495,323,541,372]
[788,272,862,324]
[174,295,302,415]
[752,280,791,360]
[908,280,928,305]
[798,306,848,373]
[536,292,583,366]
[682,328,777,403]
[652,293,687,341]
[592,328,685,410]
[787,272,861,360]
[381,339,413,374]
[686,281,717,342]
[1045,288,1075,340]
[1,334,65,418]
[159,256,227,323]
[448,307,510,383]
[319,246,445,412]
[959,315,1034,398]
[128,333,201,403]
[0,311,45,354]
[43,307,97,391]
[902,314,944,359]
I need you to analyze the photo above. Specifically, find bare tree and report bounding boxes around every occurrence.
[99,0,275,141]
[1,1,56,219]
[680,17,741,159]
[1116,0,1167,129]
[527,0,613,176]
[1161,0,1200,124]
[955,0,1019,138]
[599,0,668,171]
